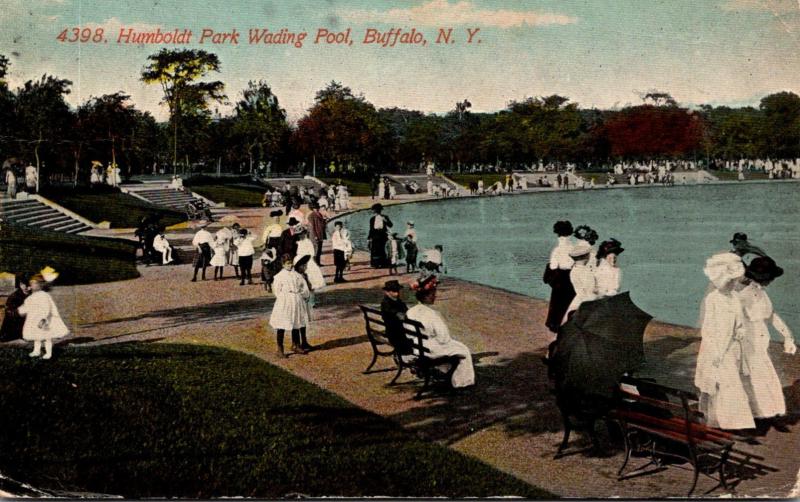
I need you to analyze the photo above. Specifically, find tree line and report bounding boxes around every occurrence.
[1,49,799,184]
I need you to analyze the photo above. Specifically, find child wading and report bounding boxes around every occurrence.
[386,232,405,275]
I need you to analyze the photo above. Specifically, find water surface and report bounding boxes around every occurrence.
[335,183,799,337]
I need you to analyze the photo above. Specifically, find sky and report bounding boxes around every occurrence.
[1,0,799,122]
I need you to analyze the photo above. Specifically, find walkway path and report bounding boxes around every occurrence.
[12,199,800,498]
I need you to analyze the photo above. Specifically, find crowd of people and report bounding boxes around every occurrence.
[540,218,796,435]
[89,161,123,187]
[3,163,38,198]
[262,180,352,213]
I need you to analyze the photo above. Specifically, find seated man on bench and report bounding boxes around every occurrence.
[406,276,475,388]
[380,280,413,357]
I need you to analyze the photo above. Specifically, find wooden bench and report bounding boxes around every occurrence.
[610,376,742,496]
[359,304,464,399]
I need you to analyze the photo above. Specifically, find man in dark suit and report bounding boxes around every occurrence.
[380,280,411,355]
[306,202,327,265]
[279,217,300,261]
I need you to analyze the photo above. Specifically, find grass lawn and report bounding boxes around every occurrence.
[0,343,552,498]
[318,177,373,196]
[0,224,139,284]
[189,184,266,207]
[43,190,185,229]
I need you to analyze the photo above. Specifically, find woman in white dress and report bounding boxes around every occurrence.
[694,252,754,430]
[294,228,326,291]
[269,254,311,357]
[573,225,599,271]
[210,236,227,280]
[738,256,796,427]
[594,238,624,297]
[561,241,597,326]
[152,233,173,265]
[406,276,475,388]
[18,274,69,359]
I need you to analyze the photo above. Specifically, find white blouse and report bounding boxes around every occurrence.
[595,260,621,296]
[548,237,574,270]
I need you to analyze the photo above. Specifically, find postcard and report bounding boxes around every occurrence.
[0,0,798,498]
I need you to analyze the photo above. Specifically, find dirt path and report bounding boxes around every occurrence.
[11,200,800,498]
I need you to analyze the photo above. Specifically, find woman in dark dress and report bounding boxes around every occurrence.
[543,220,576,333]
[0,274,31,342]
[368,203,392,268]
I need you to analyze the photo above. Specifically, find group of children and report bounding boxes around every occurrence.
[384,220,446,279]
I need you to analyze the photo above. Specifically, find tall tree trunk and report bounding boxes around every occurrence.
[34,131,42,193]
[173,120,178,175]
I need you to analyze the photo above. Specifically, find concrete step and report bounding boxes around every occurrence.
[38,215,79,229]
[1,206,56,219]
[59,222,93,233]
[11,210,64,225]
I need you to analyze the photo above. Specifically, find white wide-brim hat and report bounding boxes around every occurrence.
[703,252,745,290]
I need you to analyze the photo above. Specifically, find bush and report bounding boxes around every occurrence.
[183,174,260,186]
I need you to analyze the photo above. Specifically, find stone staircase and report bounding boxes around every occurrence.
[388,174,465,195]
[257,176,326,193]
[0,198,94,234]
[127,188,202,210]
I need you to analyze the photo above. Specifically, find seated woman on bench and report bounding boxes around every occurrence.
[406,276,475,388]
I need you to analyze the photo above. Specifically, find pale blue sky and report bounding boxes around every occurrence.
[1,0,798,121]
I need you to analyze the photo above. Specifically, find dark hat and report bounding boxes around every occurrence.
[371,203,383,212]
[287,217,300,226]
[293,254,311,269]
[745,256,783,284]
[382,280,403,292]
[730,232,748,244]
[574,225,599,245]
[553,220,573,237]
[310,201,320,210]
[269,209,283,217]
[597,238,624,259]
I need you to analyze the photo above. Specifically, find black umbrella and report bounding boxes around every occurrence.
[551,292,653,400]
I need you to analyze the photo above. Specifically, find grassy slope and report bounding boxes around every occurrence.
[0,224,139,284]
[318,177,373,196]
[44,191,185,228]
[189,184,266,207]
[447,173,507,188]
[0,343,552,499]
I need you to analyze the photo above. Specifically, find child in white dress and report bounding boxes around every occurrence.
[18,274,69,359]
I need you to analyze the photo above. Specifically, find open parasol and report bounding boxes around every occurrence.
[551,292,653,400]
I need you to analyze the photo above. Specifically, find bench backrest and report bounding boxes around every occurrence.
[359,304,432,357]
[617,376,733,447]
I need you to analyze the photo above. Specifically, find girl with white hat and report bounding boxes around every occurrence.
[18,273,69,359]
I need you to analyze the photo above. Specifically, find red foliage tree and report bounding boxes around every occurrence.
[602,105,706,159]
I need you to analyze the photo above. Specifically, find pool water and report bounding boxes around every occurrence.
[334,183,799,338]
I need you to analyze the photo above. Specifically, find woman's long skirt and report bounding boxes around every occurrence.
[544,266,575,333]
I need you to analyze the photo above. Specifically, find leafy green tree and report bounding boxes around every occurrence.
[759,91,800,159]
[232,81,289,173]
[294,81,387,175]
[141,49,225,170]
[15,74,74,189]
